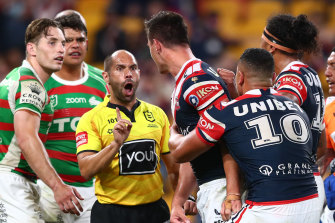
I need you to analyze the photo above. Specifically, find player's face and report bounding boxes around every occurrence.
[35,27,65,73]
[147,40,169,75]
[260,38,271,52]
[107,53,140,105]
[63,28,87,66]
[325,51,335,96]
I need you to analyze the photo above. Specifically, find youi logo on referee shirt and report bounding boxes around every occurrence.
[119,139,158,175]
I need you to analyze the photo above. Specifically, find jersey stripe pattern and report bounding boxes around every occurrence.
[0,60,48,181]
[324,97,335,150]
[274,61,325,172]
[76,96,170,205]
[197,88,318,203]
[43,63,106,187]
[171,59,230,185]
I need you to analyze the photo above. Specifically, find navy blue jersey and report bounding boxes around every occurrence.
[274,61,325,172]
[197,89,318,203]
[171,59,231,185]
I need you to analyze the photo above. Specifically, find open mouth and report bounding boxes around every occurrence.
[69,52,81,57]
[124,82,134,96]
[55,56,63,62]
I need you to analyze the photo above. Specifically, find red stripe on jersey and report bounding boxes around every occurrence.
[0,122,14,131]
[236,93,262,101]
[197,115,225,142]
[53,107,92,119]
[175,59,202,86]
[19,76,37,81]
[48,85,105,98]
[58,174,88,183]
[15,92,21,101]
[39,133,47,143]
[276,74,307,102]
[41,113,53,122]
[47,132,75,141]
[0,145,9,153]
[0,99,10,109]
[245,193,318,206]
[48,149,78,163]
[14,167,36,177]
[313,172,320,176]
[277,90,302,105]
[196,128,214,146]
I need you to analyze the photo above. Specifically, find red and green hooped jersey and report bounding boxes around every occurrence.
[44,63,107,187]
[0,60,49,181]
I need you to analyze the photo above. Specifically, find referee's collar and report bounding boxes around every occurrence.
[106,99,141,122]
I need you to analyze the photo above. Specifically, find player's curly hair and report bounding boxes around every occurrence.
[266,14,319,56]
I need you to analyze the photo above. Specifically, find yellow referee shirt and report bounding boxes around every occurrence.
[76,95,170,205]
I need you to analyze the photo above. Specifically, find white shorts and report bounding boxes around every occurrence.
[0,171,44,223]
[38,180,96,223]
[320,205,335,223]
[315,174,326,213]
[197,178,226,223]
[228,197,321,223]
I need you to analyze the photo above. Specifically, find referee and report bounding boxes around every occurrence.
[76,50,179,223]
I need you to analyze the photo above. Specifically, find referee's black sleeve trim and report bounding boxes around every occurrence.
[77,150,99,156]
[161,151,171,155]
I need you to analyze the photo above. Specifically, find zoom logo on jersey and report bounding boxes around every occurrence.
[66,97,86,104]
[119,139,157,175]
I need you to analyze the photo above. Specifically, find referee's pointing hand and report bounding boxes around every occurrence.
[113,107,132,145]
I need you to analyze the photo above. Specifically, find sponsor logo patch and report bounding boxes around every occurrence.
[50,95,58,108]
[20,80,45,111]
[119,139,157,175]
[89,96,101,106]
[189,95,199,106]
[76,131,88,147]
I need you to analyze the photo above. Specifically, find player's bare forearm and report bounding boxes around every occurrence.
[14,110,63,189]
[172,130,210,163]
[162,153,180,190]
[77,141,121,180]
[172,163,197,208]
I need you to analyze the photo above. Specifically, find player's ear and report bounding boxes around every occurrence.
[153,39,162,53]
[26,42,36,57]
[238,71,244,85]
[102,71,109,83]
[271,72,276,85]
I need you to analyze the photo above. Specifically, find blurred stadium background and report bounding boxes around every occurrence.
[1,0,334,222]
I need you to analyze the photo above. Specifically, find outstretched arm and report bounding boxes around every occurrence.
[15,110,83,215]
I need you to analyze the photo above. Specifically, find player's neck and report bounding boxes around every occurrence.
[273,53,297,76]
[167,47,196,77]
[55,64,84,81]
[26,57,52,84]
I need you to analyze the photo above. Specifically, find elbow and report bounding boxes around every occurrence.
[78,165,94,181]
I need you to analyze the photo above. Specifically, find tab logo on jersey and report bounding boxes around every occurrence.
[119,139,157,175]
[20,80,44,111]
[50,94,58,108]
[76,131,88,147]
[144,111,155,122]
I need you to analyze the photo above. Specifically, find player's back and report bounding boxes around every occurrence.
[274,61,325,166]
[198,88,318,203]
[172,59,230,184]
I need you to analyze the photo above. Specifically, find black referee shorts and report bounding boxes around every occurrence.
[91,198,170,223]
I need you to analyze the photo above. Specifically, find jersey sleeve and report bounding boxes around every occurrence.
[76,112,102,154]
[195,108,226,146]
[15,78,47,116]
[274,72,307,106]
[158,108,170,154]
[182,75,228,115]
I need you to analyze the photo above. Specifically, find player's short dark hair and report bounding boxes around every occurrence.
[239,48,274,78]
[25,18,63,45]
[266,14,318,55]
[55,13,87,36]
[144,10,189,47]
